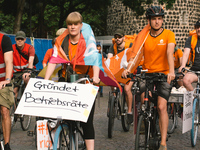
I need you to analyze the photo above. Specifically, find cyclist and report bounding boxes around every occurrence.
[107,29,134,124]
[44,12,100,150]
[0,33,14,150]
[12,31,36,99]
[122,6,176,150]
[179,20,200,92]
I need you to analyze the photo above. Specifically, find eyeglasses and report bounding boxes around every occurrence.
[114,35,123,39]
[16,38,24,41]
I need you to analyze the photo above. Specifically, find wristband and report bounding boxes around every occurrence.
[5,78,10,81]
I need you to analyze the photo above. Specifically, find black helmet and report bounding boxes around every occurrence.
[146,6,165,19]
[194,20,200,26]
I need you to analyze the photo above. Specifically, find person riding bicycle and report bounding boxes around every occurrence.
[0,33,14,150]
[107,29,134,124]
[178,20,200,92]
[12,31,36,99]
[44,12,100,150]
[122,6,176,150]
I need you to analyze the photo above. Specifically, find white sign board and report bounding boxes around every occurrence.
[37,120,57,150]
[182,91,193,134]
[15,78,98,122]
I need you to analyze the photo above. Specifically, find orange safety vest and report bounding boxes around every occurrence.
[0,33,6,81]
[189,34,198,65]
[112,34,137,55]
[13,43,32,72]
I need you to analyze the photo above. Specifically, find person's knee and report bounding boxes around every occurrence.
[157,103,167,114]
[1,107,10,118]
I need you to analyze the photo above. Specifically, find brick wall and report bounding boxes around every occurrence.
[107,0,200,50]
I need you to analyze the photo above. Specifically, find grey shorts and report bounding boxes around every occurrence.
[0,84,14,109]
[139,80,172,101]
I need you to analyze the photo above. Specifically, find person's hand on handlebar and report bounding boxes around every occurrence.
[92,76,100,84]
[178,66,185,73]
[122,69,130,79]
[0,80,10,89]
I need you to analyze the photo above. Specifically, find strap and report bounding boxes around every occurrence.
[15,44,29,60]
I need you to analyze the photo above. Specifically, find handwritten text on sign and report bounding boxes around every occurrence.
[182,91,193,134]
[15,78,98,122]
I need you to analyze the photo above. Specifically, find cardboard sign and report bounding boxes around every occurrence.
[37,120,58,150]
[15,78,98,122]
[182,91,193,134]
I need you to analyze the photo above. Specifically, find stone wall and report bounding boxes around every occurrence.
[107,0,200,49]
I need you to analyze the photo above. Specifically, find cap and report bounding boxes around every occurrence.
[194,20,200,26]
[114,29,124,36]
[16,31,26,39]
[56,28,67,36]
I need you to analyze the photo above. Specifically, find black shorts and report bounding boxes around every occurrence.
[139,80,172,101]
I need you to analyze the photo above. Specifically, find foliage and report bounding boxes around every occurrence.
[122,0,176,16]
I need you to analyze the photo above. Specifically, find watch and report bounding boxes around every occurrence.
[5,78,10,81]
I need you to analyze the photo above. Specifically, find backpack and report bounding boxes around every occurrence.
[112,34,137,55]
[187,30,197,66]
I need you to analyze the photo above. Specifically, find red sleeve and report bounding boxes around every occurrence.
[43,48,53,64]
[28,46,35,57]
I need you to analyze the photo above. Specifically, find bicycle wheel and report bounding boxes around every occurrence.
[74,123,86,150]
[108,96,116,138]
[191,98,199,147]
[167,103,177,134]
[121,91,130,132]
[53,124,74,150]
[20,115,32,131]
[135,115,146,150]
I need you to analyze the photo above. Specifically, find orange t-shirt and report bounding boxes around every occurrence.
[42,48,53,64]
[173,48,183,69]
[142,29,176,74]
[69,43,89,74]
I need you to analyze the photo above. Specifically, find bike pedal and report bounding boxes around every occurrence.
[27,130,34,136]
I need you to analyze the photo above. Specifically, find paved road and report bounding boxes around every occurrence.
[10,86,200,150]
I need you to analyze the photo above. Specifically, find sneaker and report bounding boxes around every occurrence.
[4,143,11,150]
[158,145,167,150]
[100,93,103,97]
[127,114,133,124]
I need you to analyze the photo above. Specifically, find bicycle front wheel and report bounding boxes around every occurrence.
[20,115,32,131]
[191,98,199,147]
[108,96,116,138]
[53,124,75,150]
[121,91,130,132]
[135,115,146,150]
[10,103,17,129]
[167,103,177,134]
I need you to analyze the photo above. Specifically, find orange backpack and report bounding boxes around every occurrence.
[187,30,197,66]
[112,34,137,55]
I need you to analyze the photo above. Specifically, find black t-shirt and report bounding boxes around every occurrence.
[185,36,200,71]
[1,35,13,53]
[108,43,133,54]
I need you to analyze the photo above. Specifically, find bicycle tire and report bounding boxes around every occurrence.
[135,115,146,150]
[53,124,75,150]
[34,123,37,148]
[121,91,130,132]
[20,115,32,131]
[10,103,17,129]
[191,98,199,147]
[108,96,116,138]
[74,123,86,150]
[167,103,177,134]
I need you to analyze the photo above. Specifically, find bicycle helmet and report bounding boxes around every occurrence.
[146,6,165,19]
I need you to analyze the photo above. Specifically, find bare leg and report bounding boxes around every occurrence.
[124,81,134,113]
[85,139,94,150]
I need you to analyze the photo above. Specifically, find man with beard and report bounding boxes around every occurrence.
[107,29,134,124]
[179,20,200,91]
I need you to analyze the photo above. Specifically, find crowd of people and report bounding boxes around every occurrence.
[0,5,200,150]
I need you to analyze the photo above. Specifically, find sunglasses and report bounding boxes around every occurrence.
[16,38,24,41]
[114,35,123,39]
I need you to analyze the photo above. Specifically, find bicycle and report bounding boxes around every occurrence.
[10,68,40,131]
[107,81,136,138]
[181,68,200,147]
[51,75,95,150]
[132,71,168,150]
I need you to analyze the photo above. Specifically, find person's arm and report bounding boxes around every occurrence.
[167,43,175,84]
[107,53,113,59]
[92,65,100,84]
[178,47,190,72]
[28,46,35,68]
[44,63,57,80]
[0,51,13,89]
[107,45,114,59]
